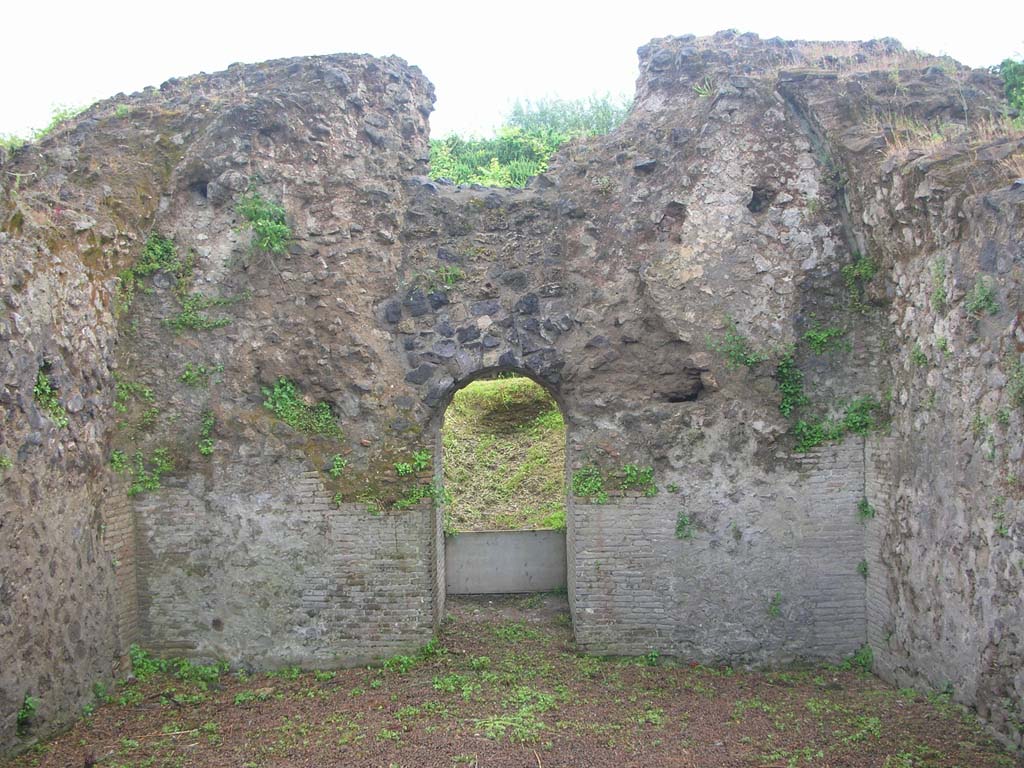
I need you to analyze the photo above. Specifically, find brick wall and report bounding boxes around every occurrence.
[135,459,435,668]
[571,440,868,663]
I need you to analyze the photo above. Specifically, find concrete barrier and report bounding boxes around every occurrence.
[445,530,567,594]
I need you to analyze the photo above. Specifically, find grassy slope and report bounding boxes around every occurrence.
[442,377,566,532]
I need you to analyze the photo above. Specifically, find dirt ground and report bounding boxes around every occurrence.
[6,595,1021,768]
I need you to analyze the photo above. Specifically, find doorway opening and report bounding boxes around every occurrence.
[439,372,568,596]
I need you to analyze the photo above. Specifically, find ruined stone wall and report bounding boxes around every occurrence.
[1,31,1021,753]
[788,51,1023,749]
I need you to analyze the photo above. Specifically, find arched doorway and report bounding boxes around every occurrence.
[432,368,568,607]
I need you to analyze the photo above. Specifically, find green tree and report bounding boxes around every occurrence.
[429,94,630,188]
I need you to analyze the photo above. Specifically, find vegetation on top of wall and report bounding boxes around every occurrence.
[236,192,291,254]
[0,103,88,152]
[262,377,343,437]
[998,58,1024,112]
[429,95,629,188]
[33,367,69,428]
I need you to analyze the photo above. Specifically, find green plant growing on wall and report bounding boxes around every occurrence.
[571,465,608,503]
[792,395,884,452]
[675,512,694,540]
[971,411,989,439]
[262,378,343,437]
[116,233,193,314]
[393,482,451,510]
[412,450,432,471]
[910,344,928,367]
[114,377,155,413]
[841,254,877,313]
[930,256,948,313]
[964,277,999,318]
[395,461,414,477]
[33,368,69,427]
[328,454,348,478]
[1009,357,1024,412]
[164,293,240,332]
[767,592,783,618]
[803,324,846,355]
[125,449,174,496]
[180,362,224,386]
[237,192,291,254]
[707,319,768,369]
[857,498,876,522]
[0,454,12,473]
[197,411,215,456]
[693,76,717,98]
[620,464,657,496]
[110,450,128,472]
[857,560,869,578]
[775,351,808,417]
[16,694,39,736]
[847,644,874,674]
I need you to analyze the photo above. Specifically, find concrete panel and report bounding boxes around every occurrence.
[445,531,567,594]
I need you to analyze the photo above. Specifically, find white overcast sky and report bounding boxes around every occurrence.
[2,0,1022,140]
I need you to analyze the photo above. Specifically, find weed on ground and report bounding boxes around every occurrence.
[6,595,1018,768]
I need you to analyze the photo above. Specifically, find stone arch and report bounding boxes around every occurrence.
[428,364,571,626]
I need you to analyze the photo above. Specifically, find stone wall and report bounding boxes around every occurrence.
[1,31,1021,753]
